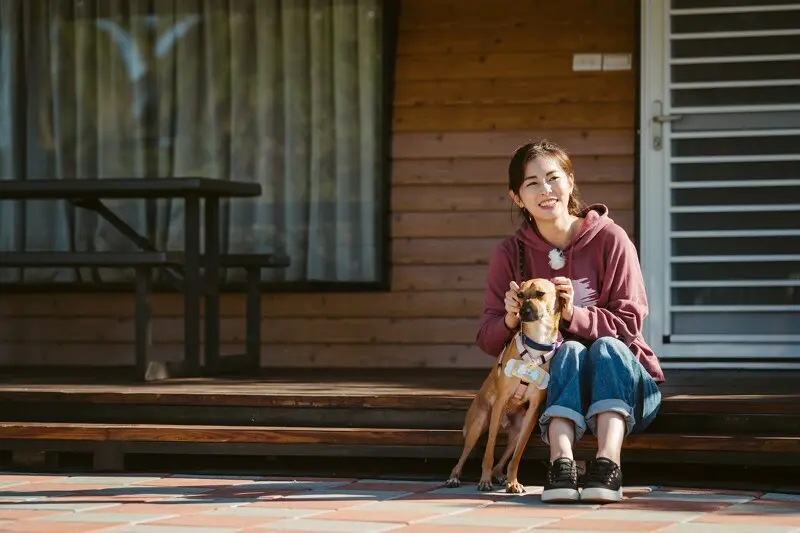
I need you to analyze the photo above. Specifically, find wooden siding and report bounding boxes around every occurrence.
[0,0,638,368]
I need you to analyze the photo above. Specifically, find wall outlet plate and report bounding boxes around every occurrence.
[572,53,603,71]
[603,53,632,70]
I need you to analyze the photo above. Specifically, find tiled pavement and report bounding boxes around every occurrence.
[0,472,798,532]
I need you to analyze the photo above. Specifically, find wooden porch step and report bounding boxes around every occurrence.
[2,422,798,454]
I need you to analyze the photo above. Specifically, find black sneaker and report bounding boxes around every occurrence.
[541,457,579,502]
[580,457,623,503]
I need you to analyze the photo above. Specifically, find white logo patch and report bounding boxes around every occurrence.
[572,277,598,308]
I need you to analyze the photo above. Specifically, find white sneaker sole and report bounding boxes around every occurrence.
[541,487,580,503]
[580,486,622,503]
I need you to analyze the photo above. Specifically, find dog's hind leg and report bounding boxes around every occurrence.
[444,403,488,488]
[504,404,540,493]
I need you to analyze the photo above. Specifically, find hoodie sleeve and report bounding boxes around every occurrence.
[476,241,518,356]
[563,227,648,345]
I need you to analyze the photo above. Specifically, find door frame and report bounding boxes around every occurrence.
[638,0,670,363]
[637,0,800,368]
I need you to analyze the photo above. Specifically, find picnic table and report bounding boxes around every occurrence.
[0,178,290,380]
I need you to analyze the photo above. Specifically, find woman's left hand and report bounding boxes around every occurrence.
[552,276,574,322]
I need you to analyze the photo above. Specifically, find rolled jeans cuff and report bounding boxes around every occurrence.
[586,399,635,437]
[539,405,587,445]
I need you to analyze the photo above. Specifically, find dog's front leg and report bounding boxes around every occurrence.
[444,404,488,488]
[504,401,541,493]
[478,400,508,491]
[491,413,521,485]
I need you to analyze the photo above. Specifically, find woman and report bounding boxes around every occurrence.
[476,140,664,504]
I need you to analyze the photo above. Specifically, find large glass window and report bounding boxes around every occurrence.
[0,0,394,289]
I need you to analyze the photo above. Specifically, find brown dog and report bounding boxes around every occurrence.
[444,278,562,493]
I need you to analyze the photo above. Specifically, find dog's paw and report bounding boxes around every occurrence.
[493,473,507,485]
[477,478,493,491]
[505,480,526,494]
[443,477,460,488]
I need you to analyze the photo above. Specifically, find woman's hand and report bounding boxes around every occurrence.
[552,276,574,322]
[503,281,521,330]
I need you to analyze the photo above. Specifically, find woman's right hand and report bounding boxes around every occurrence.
[504,281,522,330]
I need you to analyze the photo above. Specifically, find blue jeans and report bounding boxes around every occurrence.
[538,337,662,444]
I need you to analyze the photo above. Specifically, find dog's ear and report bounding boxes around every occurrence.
[552,294,563,338]
[553,292,564,315]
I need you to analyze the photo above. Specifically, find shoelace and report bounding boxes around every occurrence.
[587,460,619,485]
[549,460,576,484]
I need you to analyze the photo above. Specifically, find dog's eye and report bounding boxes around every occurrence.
[535,290,545,298]
[516,292,524,299]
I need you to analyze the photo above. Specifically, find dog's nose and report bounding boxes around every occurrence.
[519,302,539,322]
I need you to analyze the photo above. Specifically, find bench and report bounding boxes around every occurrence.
[197,252,291,377]
[1,251,290,380]
[0,252,184,380]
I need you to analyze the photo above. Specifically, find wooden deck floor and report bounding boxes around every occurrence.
[0,367,797,410]
[0,367,798,470]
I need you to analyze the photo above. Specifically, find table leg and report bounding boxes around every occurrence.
[204,197,221,374]
[184,195,201,376]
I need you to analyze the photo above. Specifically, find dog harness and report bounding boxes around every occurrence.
[499,333,555,401]
[504,239,556,399]
[516,334,556,366]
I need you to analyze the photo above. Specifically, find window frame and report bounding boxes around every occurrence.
[0,0,401,294]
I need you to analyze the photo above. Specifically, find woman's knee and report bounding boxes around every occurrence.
[551,340,587,372]
[587,337,632,365]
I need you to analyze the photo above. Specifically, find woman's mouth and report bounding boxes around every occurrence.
[538,199,558,210]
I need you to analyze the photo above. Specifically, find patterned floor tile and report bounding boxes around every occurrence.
[334,481,443,493]
[0,521,121,532]
[603,497,734,514]
[145,512,284,528]
[372,525,526,533]
[0,474,65,484]
[207,506,325,519]
[633,490,754,504]
[657,523,798,533]
[0,509,68,521]
[250,517,400,532]
[457,503,594,519]
[0,501,118,512]
[576,508,703,522]
[762,492,800,503]
[422,511,556,529]
[530,517,669,531]
[58,476,165,485]
[691,499,800,527]
[109,526,240,533]
[243,498,372,510]
[0,471,798,533]
[353,501,477,514]
[32,511,173,524]
[309,507,457,524]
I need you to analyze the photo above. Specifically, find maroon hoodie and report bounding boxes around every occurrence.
[476,204,665,384]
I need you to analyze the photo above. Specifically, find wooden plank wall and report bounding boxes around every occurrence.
[0,0,637,368]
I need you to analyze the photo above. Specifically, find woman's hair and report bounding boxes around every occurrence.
[507,139,585,218]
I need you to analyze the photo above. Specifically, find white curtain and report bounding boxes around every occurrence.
[0,0,384,284]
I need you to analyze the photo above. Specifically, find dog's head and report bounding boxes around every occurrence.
[516,278,562,339]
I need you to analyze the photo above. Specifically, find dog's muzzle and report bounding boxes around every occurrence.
[519,302,539,323]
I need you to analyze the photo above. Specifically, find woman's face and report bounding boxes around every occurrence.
[509,156,574,222]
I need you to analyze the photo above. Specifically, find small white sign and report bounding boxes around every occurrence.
[572,53,602,71]
[602,53,632,71]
